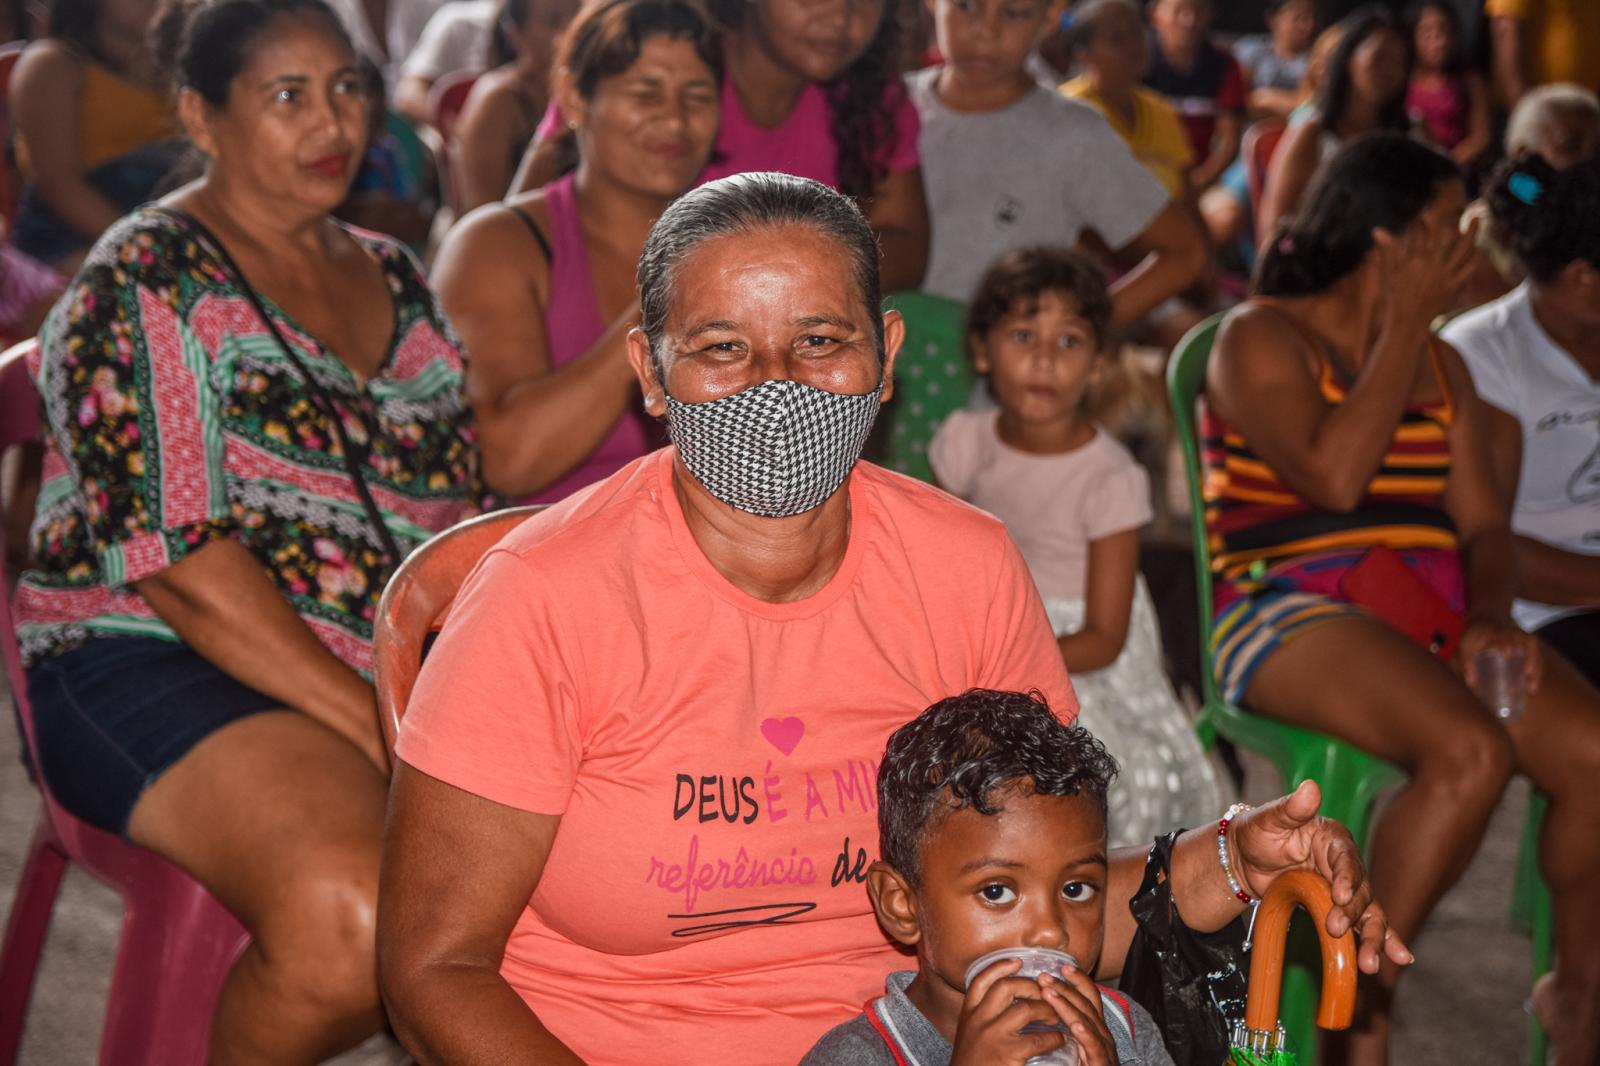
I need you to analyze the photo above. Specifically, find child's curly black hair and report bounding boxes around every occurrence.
[877,689,1119,887]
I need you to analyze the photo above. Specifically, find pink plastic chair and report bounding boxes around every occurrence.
[0,339,251,1065]
[373,505,544,758]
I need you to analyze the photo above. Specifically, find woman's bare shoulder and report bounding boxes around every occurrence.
[435,192,553,273]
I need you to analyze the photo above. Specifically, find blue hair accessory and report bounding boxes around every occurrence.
[1508,171,1544,206]
[1060,9,1074,29]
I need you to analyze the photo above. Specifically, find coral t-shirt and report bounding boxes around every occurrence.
[396,447,1076,1065]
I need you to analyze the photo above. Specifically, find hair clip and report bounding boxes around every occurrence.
[1508,171,1544,206]
[1276,234,1296,254]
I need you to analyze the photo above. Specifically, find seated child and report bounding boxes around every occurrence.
[1142,0,1245,192]
[930,249,1221,848]
[1233,0,1316,120]
[800,689,1175,1066]
[1062,0,1195,204]
[1406,0,1490,166]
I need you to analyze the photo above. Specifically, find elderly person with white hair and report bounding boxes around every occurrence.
[1458,82,1600,306]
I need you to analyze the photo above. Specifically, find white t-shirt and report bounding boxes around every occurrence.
[327,0,453,84]
[905,67,1170,304]
[928,410,1152,601]
[399,0,495,83]
[1442,283,1600,630]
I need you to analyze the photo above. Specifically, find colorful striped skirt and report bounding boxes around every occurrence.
[1210,547,1465,704]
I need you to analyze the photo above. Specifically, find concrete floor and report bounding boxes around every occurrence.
[0,680,1538,1064]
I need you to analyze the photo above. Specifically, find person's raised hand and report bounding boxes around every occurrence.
[1039,969,1115,1066]
[1228,780,1415,975]
[950,958,1072,1066]
[1372,209,1478,328]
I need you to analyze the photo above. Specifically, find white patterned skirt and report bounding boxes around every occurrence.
[1046,575,1226,848]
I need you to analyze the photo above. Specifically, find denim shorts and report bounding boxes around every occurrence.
[26,637,282,837]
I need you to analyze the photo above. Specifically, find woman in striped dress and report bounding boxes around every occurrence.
[1204,133,1600,1066]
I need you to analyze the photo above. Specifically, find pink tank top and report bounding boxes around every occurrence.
[512,173,660,505]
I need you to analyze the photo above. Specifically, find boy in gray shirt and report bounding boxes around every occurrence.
[906,0,1204,315]
[799,690,1175,1066]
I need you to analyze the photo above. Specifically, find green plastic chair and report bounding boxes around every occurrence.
[878,292,971,484]
[1166,313,1552,1065]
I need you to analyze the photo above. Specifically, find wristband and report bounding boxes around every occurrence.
[1217,802,1257,905]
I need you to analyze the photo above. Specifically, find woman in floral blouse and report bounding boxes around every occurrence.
[13,0,476,1058]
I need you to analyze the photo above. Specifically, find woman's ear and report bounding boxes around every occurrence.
[554,67,586,132]
[866,861,923,948]
[176,88,218,158]
[627,327,667,416]
[969,333,991,374]
[879,308,905,404]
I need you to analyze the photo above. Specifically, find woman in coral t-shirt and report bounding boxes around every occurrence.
[379,173,1411,1066]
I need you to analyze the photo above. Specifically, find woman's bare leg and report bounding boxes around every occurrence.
[1506,649,1600,1066]
[1245,616,1515,1066]
[126,711,389,1066]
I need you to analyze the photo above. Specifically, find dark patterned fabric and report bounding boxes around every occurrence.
[16,208,478,672]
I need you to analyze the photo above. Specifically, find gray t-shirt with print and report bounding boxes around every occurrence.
[906,67,1171,304]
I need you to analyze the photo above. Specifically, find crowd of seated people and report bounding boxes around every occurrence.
[2,0,1600,1063]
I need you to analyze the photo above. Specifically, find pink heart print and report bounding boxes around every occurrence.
[760,716,805,756]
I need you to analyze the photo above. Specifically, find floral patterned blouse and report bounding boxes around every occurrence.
[16,208,478,673]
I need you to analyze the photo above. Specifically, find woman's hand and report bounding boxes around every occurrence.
[1372,208,1480,328]
[950,959,1073,1066]
[1229,780,1415,975]
[1457,617,1543,697]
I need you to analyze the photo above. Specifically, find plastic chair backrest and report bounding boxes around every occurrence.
[428,69,478,145]
[1165,313,1226,707]
[0,338,37,455]
[1244,118,1287,207]
[373,505,545,758]
[878,290,970,484]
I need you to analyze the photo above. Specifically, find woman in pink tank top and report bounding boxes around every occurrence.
[434,0,721,503]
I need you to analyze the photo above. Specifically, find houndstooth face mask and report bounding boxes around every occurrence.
[664,377,882,517]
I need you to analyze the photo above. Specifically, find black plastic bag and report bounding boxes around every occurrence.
[1119,832,1251,1065]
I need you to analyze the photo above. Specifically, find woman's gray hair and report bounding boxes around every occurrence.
[1505,83,1600,156]
[636,172,884,368]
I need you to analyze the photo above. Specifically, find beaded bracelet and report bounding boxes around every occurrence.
[1217,802,1257,906]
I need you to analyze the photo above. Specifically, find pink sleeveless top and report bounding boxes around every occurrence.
[513,173,661,505]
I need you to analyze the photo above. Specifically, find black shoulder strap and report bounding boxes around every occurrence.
[156,206,407,567]
[505,202,554,263]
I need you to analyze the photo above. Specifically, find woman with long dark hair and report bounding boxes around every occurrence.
[1257,4,1412,247]
[1208,133,1600,1064]
[508,0,929,291]
[432,0,721,503]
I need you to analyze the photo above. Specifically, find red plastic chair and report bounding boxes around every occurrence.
[426,69,479,216]
[373,505,543,757]
[1245,117,1288,239]
[0,339,251,1066]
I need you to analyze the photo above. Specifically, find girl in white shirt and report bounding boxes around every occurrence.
[930,247,1221,846]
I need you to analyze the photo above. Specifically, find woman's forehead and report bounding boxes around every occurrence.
[665,226,869,327]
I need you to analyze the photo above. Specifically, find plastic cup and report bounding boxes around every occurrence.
[963,948,1082,1066]
[1473,646,1527,722]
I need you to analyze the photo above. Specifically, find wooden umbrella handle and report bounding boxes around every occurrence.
[1243,869,1358,1033]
